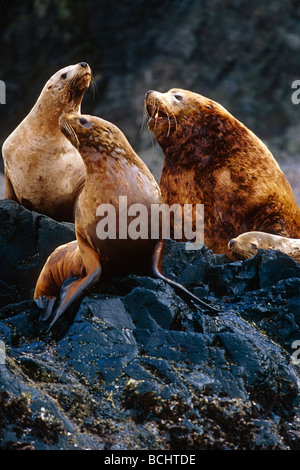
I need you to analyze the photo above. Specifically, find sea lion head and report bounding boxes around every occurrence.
[41,62,92,114]
[59,113,134,160]
[145,88,247,161]
[228,231,273,259]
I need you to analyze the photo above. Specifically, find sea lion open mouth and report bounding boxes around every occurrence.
[146,101,177,137]
[146,102,169,122]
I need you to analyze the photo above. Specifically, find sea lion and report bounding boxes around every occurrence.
[2,62,92,222]
[145,88,300,257]
[34,240,82,320]
[34,113,217,330]
[228,231,300,264]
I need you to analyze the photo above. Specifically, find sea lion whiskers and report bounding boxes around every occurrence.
[151,102,168,133]
[90,74,98,100]
[140,106,149,134]
[148,99,159,119]
[146,97,177,136]
[167,107,178,135]
[162,103,172,137]
[59,116,80,149]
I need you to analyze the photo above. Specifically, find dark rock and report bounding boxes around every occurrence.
[124,285,179,331]
[0,200,299,450]
[0,200,75,298]
[258,250,300,288]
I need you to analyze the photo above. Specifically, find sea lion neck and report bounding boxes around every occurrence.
[31,96,81,131]
[78,142,143,176]
[160,115,263,171]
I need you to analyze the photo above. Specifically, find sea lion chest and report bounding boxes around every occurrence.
[75,155,161,276]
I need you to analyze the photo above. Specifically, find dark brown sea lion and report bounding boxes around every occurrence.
[145,88,300,257]
[34,113,218,330]
[228,231,300,263]
[2,62,92,222]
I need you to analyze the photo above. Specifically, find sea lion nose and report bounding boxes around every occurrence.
[229,239,236,248]
[80,62,88,69]
[145,90,155,99]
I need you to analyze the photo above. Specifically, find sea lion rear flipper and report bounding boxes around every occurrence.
[34,295,57,321]
[152,240,220,314]
[47,238,102,331]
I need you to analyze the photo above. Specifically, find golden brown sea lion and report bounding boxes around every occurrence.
[228,231,300,263]
[2,62,92,222]
[34,113,218,330]
[145,88,300,257]
[34,240,82,320]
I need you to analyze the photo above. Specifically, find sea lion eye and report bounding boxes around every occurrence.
[206,104,213,109]
[61,73,68,80]
[250,242,258,249]
[174,94,183,101]
[79,117,93,128]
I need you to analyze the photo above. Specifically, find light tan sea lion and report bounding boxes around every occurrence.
[2,62,92,222]
[228,231,300,263]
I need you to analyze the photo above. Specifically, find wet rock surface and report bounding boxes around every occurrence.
[0,200,299,450]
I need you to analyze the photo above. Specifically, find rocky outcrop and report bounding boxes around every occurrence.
[0,200,299,450]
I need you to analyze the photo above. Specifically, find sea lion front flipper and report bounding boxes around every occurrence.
[47,237,102,331]
[4,171,18,201]
[152,239,220,313]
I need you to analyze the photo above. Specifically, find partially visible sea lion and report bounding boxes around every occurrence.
[228,231,300,263]
[34,113,218,330]
[145,88,300,256]
[34,240,82,320]
[2,62,92,222]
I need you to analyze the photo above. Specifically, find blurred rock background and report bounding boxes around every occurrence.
[0,0,300,202]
